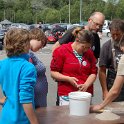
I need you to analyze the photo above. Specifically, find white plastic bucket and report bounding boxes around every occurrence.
[69,91,91,116]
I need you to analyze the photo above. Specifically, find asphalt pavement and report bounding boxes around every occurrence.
[0,34,110,108]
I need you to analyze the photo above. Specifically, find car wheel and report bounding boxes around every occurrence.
[107,32,111,37]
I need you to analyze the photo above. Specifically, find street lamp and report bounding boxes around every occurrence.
[80,0,82,23]
[3,9,6,20]
[69,0,70,24]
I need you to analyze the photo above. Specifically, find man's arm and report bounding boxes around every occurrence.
[52,41,61,53]
[91,75,124,111]
[52,28,75,52]
[92,33,100,59]
[100,75,124,107]
[99,66,108,99]
[23,103,39,124]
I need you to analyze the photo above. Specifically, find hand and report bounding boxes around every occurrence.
[77,83,89,91]
[90,104,103,112]
[68,77,78,88]
[0,96,6,105]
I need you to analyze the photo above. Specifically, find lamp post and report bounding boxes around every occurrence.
[60,12,61,23]
[80,0,82,23]
[69,0,70,24]
[4,9,6,20]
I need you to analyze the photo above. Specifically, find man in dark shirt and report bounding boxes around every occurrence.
[52,12,105,60]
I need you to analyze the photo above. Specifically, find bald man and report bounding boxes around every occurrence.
[52,12,105,60]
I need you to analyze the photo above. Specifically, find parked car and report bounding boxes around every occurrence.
[103,20,111,29]
[67,25,84,30]
[102,27,111,37]
[45,30,64,44]
[28,24,37,30]
[42,24,51,32]
[58,23,69,30]
[0,29,7,45]
[9,23,29,30]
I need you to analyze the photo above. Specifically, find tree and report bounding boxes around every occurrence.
[71,1,80,23]
[15,10,24,22]
[115,0,124,19]
[45,8,59,23]
[60,5,69,23]
[0,0,123,23]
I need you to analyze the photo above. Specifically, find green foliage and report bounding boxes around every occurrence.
[71,1,80,23]
[0,0,123,24]
[0,11,3,20]
[60,5,69,23]
[22,10,33,24]
[15,10,24,23]
[114,0,124,19]
[45,8,60,23]
[0,0,5,10]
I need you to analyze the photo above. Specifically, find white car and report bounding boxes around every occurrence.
[9,23,29,30]
[102,27,111,37]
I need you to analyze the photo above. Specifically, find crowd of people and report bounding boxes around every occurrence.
[0,11,124,123]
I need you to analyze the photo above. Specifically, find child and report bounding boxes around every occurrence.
[29,28,48,108]
[0,28,39,124]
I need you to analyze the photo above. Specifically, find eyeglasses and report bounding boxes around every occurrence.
[91,19,103,28]
[84,46,91,50]
[82,44,91,50]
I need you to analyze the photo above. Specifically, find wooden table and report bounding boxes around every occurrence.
[36,105,124,124]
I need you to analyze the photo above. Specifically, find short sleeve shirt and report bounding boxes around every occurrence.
[117,54,124,75]
[99,40,123,69]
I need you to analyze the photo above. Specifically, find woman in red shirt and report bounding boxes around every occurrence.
[50,29,97,106]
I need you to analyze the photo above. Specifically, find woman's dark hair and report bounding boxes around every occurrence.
[74,29,94,45]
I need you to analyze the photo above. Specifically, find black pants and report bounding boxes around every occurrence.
[56,93,59,106]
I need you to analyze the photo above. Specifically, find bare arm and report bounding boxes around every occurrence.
[23,103,39,124]
[51,71,78,88]
[100,75,124,107]
[78,74,96,91]
[52,41,61,53]
[91,75,124,111]
[52,28,75,53]
[99,66,108,99]
[84,74,96,87]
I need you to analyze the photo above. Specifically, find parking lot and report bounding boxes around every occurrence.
[0,34,110,108]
